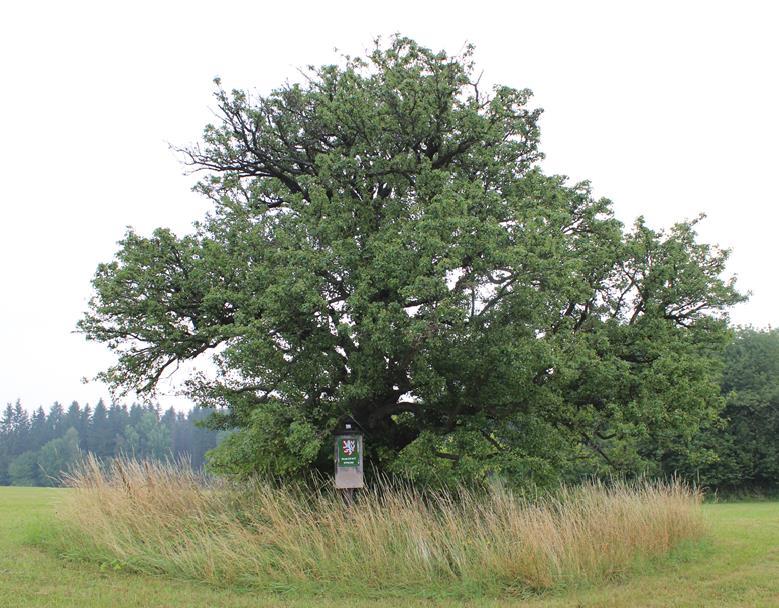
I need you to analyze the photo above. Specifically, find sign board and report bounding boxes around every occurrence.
[338,437,360,467]
[334,432,364,489]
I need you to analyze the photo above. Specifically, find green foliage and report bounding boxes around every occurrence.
[206,406,323,476]
[670,328,779,491]
[79,36,744,484]
[8,450,39,486]
[37,428,81,486]
[135,411,171,460]
[0,401,221,486]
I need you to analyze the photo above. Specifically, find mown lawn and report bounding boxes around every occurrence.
[1,486,777,607]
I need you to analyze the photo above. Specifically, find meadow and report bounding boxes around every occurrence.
[1,479,778,606]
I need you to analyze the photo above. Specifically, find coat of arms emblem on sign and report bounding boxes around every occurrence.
[342,439,356,456]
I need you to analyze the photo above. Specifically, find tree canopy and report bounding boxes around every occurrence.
[79,37,743,484]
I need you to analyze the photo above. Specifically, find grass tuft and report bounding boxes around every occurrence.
[51,455,705,595]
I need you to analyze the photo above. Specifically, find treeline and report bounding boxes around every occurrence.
[675,327,779,493]
[0,401,221,486]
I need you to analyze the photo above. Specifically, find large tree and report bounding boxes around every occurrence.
[79,37,743,482]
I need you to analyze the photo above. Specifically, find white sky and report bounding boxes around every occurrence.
[1,0,776,411]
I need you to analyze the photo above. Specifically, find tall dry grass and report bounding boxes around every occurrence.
[55,455,704,593]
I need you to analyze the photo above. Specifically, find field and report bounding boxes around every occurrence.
[1,486,778,607]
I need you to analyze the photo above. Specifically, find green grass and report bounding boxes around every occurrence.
[1,486,778,607]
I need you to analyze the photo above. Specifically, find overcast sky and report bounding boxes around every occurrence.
[1,1,776,411]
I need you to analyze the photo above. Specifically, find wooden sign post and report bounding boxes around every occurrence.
[334,423,363,503]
